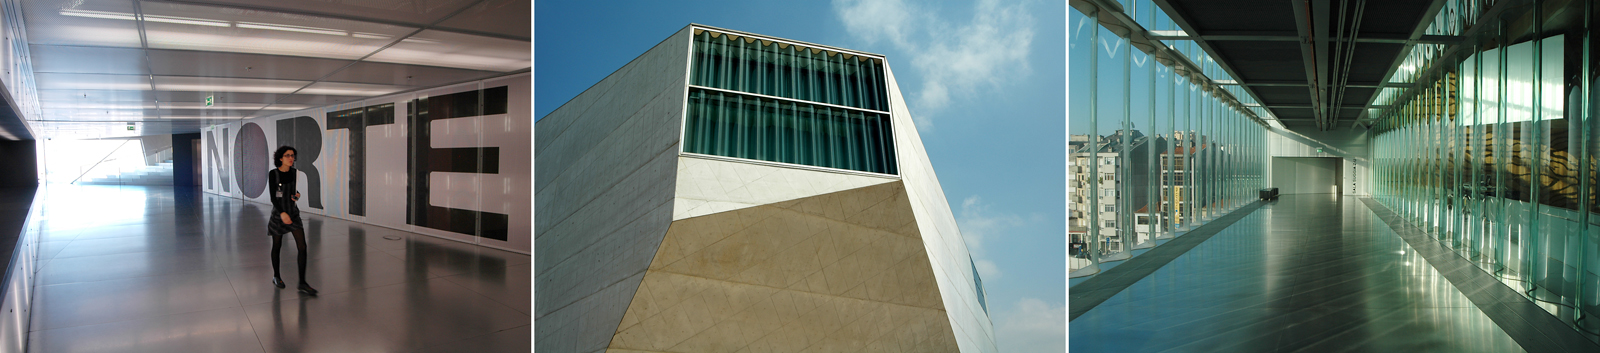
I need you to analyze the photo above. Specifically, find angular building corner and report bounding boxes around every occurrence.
[536,24,997,353]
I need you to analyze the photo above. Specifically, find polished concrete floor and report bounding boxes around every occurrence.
[22,185,529,353]
[1070,195,1525,352]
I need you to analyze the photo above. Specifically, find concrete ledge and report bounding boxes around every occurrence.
[1068,201,1265,321]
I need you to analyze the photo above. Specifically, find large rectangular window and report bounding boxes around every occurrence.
[691,29,889,111]
[685,88,898,175]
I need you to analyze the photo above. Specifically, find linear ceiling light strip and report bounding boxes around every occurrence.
[241,0,492,119]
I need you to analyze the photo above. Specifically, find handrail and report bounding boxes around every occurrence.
[71,139,131,184]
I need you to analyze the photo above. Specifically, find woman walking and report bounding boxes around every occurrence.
[269,145,317,295]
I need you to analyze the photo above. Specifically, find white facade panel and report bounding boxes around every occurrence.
[672,155,898,220]
[882,63,999,353]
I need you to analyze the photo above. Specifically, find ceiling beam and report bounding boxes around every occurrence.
[1150,33,1463,45]
[1216,80,1404,88]
[1255,105,1368,110]
[1289,0,1326,130]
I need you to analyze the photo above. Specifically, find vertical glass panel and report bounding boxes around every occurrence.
[1098,25,1130,262]
[1068,8,1098,275]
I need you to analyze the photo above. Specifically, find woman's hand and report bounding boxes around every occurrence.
[293,192,300,201]
[281,212,292,225]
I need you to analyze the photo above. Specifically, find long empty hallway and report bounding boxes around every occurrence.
[21,185,529,353]
[1069,195,1600,352]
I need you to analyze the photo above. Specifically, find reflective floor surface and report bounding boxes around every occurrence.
[22,185,529,353]
[1070,195,1525,352]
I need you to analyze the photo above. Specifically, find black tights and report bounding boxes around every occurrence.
[270,228,309,284]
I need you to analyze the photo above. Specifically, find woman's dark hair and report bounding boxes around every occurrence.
[273,145,297,167]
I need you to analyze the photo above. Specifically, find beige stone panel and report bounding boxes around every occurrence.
[608,182,957,352]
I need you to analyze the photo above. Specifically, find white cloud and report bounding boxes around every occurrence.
[833,0,1034,130]
[956,195,1023,280]
[997,298,1066,353]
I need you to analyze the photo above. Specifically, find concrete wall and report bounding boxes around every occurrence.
[534,26,691,353]
[1272,157,1341,194]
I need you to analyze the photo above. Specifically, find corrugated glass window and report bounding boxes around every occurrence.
[685,88,897,175]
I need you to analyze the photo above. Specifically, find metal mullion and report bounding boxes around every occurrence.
[1121,29,1133,252]
[1085,9,1102,273]
[1524,3,1543,298]
[689,85,890,115]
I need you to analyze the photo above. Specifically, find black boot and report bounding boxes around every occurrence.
[271,277,286,288]
[298,282,318,296]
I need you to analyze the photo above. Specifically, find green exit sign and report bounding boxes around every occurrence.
[1317,148,1323,153]
[127,126,134,131]
[205,95,214,107]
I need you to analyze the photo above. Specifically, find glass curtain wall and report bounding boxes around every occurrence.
[684,28,897,175]
[1069,1,1268,277]
[1370,0,1597,338]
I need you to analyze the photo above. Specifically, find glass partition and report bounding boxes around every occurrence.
[1370,0,1596,339]
[1069,4,1268,278]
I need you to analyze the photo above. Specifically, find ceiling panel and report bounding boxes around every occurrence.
[296,81,410,96]
[139,1,418,60]
[323,61,501,87]
[29,45,147,75]
[1166,0,1297,33]
[41,108,160,120]
[155,91,292,105]
[1272,108,1315,119]
[36,121,209,139]
[35,73,150,91]
[366,29,530,71]
[22,0,143,47]
[151,76,310,94]
[270,94,376,106]
[1356,1,1436,35]
[1209,41,1305,82]
[171,0,478,26]
[1251,86,1312,105]
[435,0,529,40]
[39,89,157,103]
[145,49,351,81]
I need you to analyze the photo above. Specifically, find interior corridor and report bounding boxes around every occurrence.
[21,185,529,353]
[1068,195,1598,352]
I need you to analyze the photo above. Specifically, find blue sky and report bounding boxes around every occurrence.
[535,1,1065,352]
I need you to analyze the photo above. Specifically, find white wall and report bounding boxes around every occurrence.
[1272,157,1341,194]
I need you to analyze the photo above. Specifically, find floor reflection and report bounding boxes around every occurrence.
[1069,195,1526,353]
[24,185,529,353]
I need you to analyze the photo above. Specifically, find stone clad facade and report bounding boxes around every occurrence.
[536,24,996,353]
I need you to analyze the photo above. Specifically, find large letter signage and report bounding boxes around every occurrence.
[406,86,510,241]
